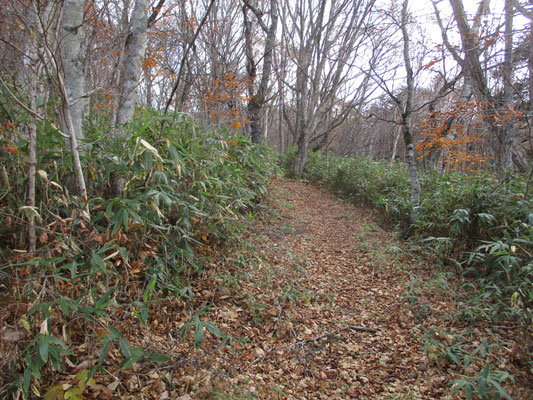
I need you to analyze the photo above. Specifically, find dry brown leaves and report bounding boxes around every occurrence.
[29,179,531,400]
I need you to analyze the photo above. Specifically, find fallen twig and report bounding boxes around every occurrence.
[346,325,379,334]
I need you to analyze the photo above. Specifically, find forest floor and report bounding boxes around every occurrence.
[37,179,532,399]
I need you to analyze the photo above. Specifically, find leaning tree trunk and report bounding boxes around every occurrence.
[116,0,149,126]
[60,0,86,139]
[45,42,92,221]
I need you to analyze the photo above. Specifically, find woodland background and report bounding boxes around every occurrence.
[0,0,532,399]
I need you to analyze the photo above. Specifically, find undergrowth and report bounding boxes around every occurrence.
[0,109,276,398]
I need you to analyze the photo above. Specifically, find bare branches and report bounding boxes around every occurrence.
[147,0,167,27]
[241,0,269,33]
[163,0,216,115]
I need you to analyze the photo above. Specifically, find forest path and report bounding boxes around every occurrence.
[217,179,448,399]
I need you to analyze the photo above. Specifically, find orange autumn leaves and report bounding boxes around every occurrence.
[417,100,524,171]
[203,73,252,132]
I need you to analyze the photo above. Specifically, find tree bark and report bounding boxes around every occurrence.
[286,0,376,176]
[502,0,515,171]
[243,0,279,144]
[390,123,401,163]
[110,0,130,127]
[116,0,149,126]
[27,19,40,253]
[400,0,421,226]
[60,0,86,139]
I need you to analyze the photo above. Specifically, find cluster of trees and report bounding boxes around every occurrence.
[1,0,532,240]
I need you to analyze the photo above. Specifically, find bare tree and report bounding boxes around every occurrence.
[365,0,424,228]
[242,0,279,144]
[283,0,377,176]
[447,0,518,172]
[398,0,420,226]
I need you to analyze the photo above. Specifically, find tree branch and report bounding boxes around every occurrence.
[147,0,167,27]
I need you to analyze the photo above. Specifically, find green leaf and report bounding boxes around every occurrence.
[64,387,82,400]
[95,288,115,307]
[90,253,105,271]
[205,321,223,337]
[490,379,511,399]
[465,383,472,400]
[130,347,145,363]
[194,325,204,348]
[47,335,68,348]
[481,363,491,379]
[119,338,131,358]
[23,367,31,393]
[39,335,49,362]
[21,315,31,331]
[144,277,157,302]
[98,341,110,365]
[149,352,170,363]
[59,297,69,316]
[121,358,133,370]
[107,325,121,339]
[76,369,95,388]
[28,353,43,378]
[140,304,148,326]
[105,200,114,218]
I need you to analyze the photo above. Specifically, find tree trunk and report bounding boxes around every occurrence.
[243,0,279,144]
[291,52,311,177]
[404,126,421,225]
[116,0,149,126]
[145,65,153,108]
[293,127,309,177]
[60,0,86,139]
[27,22,40,253]
[390,123,401,163]
[449,0,516,172]
[501,0,515,171]
[401,0,421,226]
[39,4,91,220]
[110,0,130,127]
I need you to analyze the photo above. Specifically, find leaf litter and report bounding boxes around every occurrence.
[29,179,531,399]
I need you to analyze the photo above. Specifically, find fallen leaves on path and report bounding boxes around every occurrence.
[34,179,532,399]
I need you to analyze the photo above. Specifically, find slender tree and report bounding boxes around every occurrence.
[60,0,87,139]
[284,0,377,176]
[242,0,279,144]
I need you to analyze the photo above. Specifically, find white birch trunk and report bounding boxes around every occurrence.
[390,124,401,163]
[116,0,149,126]
[60,0,86,139]
[40,13,91,221]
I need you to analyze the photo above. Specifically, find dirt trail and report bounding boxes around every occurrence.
[97,179,529,399]
[220,179,446,399]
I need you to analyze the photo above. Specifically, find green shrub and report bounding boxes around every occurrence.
[0,108,276,397]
